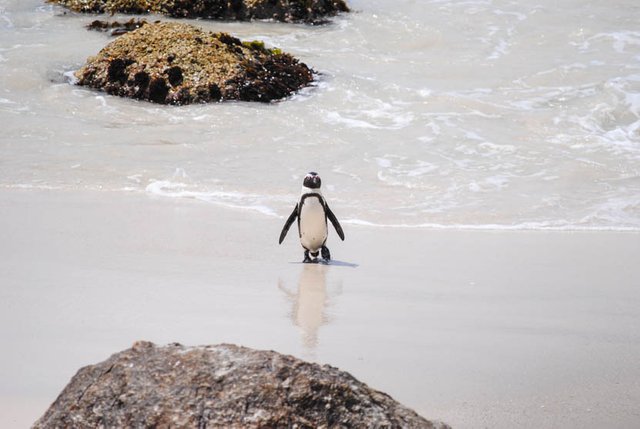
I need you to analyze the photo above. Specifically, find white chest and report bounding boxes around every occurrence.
[299,196,327,252]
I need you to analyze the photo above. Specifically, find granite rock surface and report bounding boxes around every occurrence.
[33,341,450,428]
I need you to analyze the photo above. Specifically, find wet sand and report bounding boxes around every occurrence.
[1,189,639,428]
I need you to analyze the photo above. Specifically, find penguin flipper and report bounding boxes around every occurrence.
[326,205,345,241]
[279,204,298,244]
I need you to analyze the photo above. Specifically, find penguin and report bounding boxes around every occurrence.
[279,172,345,263]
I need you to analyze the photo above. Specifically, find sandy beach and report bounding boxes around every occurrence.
[1,189,639,428]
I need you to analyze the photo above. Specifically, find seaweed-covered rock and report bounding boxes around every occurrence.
[48,0,350,24]
[33,342,449,428]
[75,22,314,104]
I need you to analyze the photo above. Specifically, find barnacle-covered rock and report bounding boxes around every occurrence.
[74,22,314,104]
[48,0,350,24]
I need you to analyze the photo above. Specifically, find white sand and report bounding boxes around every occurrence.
[1,189,639,428]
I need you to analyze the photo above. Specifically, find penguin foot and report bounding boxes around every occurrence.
[303,250,322,263]
[321,246,331,261]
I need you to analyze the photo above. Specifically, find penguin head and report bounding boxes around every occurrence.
[303,172,322,189]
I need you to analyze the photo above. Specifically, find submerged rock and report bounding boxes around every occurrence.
[74,22,314,104]
[33,341,449,428]
[48,0,350,24]
[86,18,149,36]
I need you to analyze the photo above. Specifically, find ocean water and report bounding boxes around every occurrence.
[1,0,640,230]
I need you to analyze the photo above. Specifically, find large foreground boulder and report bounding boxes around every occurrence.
[48,0,350,24]
[75,22,314,104]
[33,341,450,428]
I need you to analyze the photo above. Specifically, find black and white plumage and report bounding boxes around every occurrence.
[279,172,345,263]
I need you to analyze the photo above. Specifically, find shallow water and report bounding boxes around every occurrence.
[1,0,640,229]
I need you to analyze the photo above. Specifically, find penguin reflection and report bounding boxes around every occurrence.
[279,263,333,353]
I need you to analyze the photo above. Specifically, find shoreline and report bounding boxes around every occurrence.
[6,184,638,233]
[1,188,639,428]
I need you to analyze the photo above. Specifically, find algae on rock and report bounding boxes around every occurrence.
[48,0,349,24]
[74,22,314,104]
